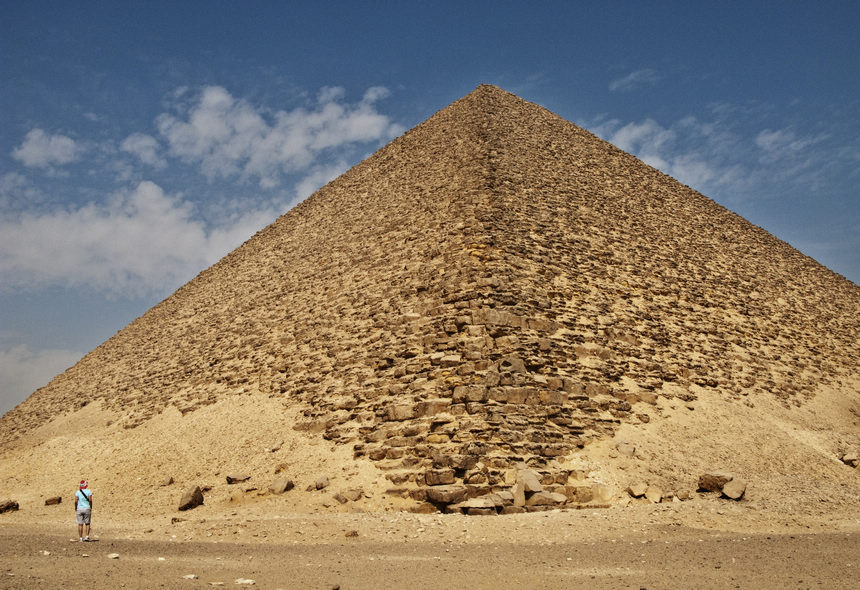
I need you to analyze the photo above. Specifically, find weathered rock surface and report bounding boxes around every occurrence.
[268,478,294,495]
[722,479,747,500]
[698,472,734,493]
[178,486,203,511]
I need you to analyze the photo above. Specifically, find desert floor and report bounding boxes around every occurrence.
[2,500,858,590]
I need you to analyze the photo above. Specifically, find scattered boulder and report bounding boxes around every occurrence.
[644,486,663,504]
[722,478,747,500]
[0,500,19,513]
[627,482,648,498]
[315,476,330,490]
[178,486,204,511]
[340,488,364,502]
[45,496,62,506]
[268,477,294,495]
[698,471,734,492]
[226,474,250,484]
[159,476,174,487]
[839,452,859,468]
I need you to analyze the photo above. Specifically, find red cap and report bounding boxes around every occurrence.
[79,480,88,488]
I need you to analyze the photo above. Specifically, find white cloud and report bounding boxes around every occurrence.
[609,68,660,92]
[0,181,276,297]
[12,128,82,168]
[0,172,44,209]
[0,345,83,415]
[120,133,166,168]
[155,85,401,188]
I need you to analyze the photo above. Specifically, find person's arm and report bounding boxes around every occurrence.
[88,492,93,509]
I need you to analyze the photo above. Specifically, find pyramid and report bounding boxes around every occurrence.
[2,85,858,515]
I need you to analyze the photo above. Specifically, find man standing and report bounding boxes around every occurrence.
[74,480,93,541]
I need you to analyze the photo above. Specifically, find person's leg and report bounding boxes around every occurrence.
[78,522,83,539]
[84,523,90,539]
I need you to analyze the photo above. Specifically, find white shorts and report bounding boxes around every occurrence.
[76,509,91,525]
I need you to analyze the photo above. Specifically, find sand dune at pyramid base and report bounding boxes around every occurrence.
[1,377,856,524]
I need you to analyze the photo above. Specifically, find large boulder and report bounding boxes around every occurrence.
[268,477,295,495]
[518,469,543,493]
[698,471,733,492]
[178,486,204,511]
[722,478,747,500]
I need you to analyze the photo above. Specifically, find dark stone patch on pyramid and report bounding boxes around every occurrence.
[2,85,858,509]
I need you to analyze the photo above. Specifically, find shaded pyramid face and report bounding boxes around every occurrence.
[3,85,859,509]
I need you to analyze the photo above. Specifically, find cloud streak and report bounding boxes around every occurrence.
[609,68,660,92]
[0,181,276,297]
[156,85,402,188]
[12,129,83,168]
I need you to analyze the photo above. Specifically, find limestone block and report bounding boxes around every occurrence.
[268,477,295,494]
[517,469,543,493]
[627,482,648,498]
[698,471,733,492]
[525,491,567,506]
[644,486,663,503]
[512,481,526,507]
[591,483,614,503]
[722,478,747,500]
[425,469,456,486]
[387,404,414,421]
[178,486,203,511]
[425,485,468,504]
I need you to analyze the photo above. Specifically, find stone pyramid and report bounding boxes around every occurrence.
[2,85,858,514]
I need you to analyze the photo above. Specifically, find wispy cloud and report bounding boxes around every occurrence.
[120,133,166,168]
[11,129,83,168]
[155,85,402,188]
[0,181,276,297]
[609,68,660,92]
[590,111,834,201]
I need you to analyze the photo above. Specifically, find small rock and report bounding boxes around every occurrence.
[226,474,250,484]
[45,496,62,506]
[591,483,614,503]
[107,553,120,559]
[698,471,733,492]
[840,453,859,468]
[178,486,204,511]
[182,574,199,580]
[160,476,174,487]
[345,530,359,538]
[627,482,648,498]
[0,500,19,513]
[644,486,663,504]
[315,476,330,490]
[722,478,747,500]
[268,477,294,495]
[234,578,255,585]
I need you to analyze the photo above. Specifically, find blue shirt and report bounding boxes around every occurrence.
[75,489,92,510]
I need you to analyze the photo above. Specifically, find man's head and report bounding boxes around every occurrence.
[79,480,88,489]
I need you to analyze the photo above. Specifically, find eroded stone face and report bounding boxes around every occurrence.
[3,85,858,513]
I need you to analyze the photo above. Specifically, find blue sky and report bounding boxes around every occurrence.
[2,1,858,415]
